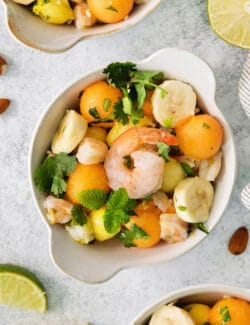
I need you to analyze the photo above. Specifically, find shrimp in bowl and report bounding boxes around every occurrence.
[33,60,224,250]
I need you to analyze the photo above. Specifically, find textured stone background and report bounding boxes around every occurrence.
[0,0,250,324]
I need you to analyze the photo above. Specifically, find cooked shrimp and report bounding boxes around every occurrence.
[152,191,170,212]
[76,137,108,165]
[160,213,188,243]
[104,127,178,199]
[74,2,97,30]
[198,150,222,181]
[44,195,73,224]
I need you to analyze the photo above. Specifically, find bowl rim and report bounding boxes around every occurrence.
[2,0,162,53]
[130,283,250,324]
[28,47,237,283]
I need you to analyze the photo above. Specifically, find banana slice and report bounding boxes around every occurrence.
[152,80,196,128]
[173,176,214,223]
[198,151,222,181]
[149,305,195,325]
[12,0,34,5]
[51,110,88,154]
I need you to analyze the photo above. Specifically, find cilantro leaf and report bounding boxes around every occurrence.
[193,223,209,235]
[219,306,231,324]
[130,70,164,87]
[89,107,100,119]
[34,153,77,196]
[77,189,108,210]
[105,5,117,12]
[113,99,129,125]
[180,162,196,177]
[134,83,146,109]
[116,224,149,248]
[103,62,137,88]
[123,155,132,169]
[157,141,170,162]
[102,98,112,112]
[71,205,87,226]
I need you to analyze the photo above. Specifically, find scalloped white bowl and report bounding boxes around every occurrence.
[131,284,250,324]
[2,0,161,53]
[29,48,236,283]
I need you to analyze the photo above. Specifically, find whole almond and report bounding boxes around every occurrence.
[0,98,11,114]
[0,56,8,75]
[228,226,248,255]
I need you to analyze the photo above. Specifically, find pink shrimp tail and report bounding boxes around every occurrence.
[160,130,178,146]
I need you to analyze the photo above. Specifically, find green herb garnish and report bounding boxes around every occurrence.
[193,223,209,234]
[219,306,231,324]
[103,62,165,125]
[157,141,170,162]
[88,107,100,119]
[71,205,87,226]
[117,224,149,247]
[180,162,196,177]
[34,153,77,196]
[102,98,112,112]
[178,206,187,211]
[202,122,210,129]
[163,117,173,128]
[77,189,108,210]
[105,5,118,12]
[123,155,132,169]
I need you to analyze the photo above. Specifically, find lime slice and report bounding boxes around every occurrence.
[0,264,47,313]
[208,0,250,49]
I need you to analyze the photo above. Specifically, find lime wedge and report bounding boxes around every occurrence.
[208,0,250,49]
[0,264,47,313]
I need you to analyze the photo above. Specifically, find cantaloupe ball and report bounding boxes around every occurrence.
[175,114,223,159]
[209,297,250,325]
[66,163,110,204]
[87,0,134,24]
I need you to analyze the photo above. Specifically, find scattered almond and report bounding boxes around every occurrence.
[0,98,11,114]
[228,226,248,255]
[0,56,8,75]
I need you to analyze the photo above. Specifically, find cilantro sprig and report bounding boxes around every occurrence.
[193,222,209,235]
[103,62,166,125]
[34,153,77,196]
[180,162,196,177]
[157,141,170,162]
[117,224,149,248]
[219,306,231,324]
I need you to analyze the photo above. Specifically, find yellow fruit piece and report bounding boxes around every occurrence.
[161,158,186,193]
[184,303,210,325]
[106,116,155,146]
[208,0,250,50]
[90,207,120,241]
[85,127,107,142]
[33,0,75,24]
[66,163,110,204]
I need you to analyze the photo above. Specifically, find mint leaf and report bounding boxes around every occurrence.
[219,306,231,324]
[180,162,196,177]
[193,223,209,235]
[71,205,87,226]
[117,224,149,248]
[104,209,129,233]
[107,188,136,211]
[77,189,108,210]
[157,141,170,162]
[103,62,137,88]
[34,153,77,196]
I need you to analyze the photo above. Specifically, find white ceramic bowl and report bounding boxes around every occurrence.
[2,0,161,53]
[29,48,236,283]
[131,284,250,324]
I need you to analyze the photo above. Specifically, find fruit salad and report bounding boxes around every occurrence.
[13,0,149,30]
[149,296,250,325]
[34,61,224,249]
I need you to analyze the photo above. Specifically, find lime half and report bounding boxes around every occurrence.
[0,264,47,313]
[208,0,250,49]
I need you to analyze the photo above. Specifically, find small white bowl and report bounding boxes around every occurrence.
[2,0,161,53]
[29,48,236,283]
[131,284,250,324]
